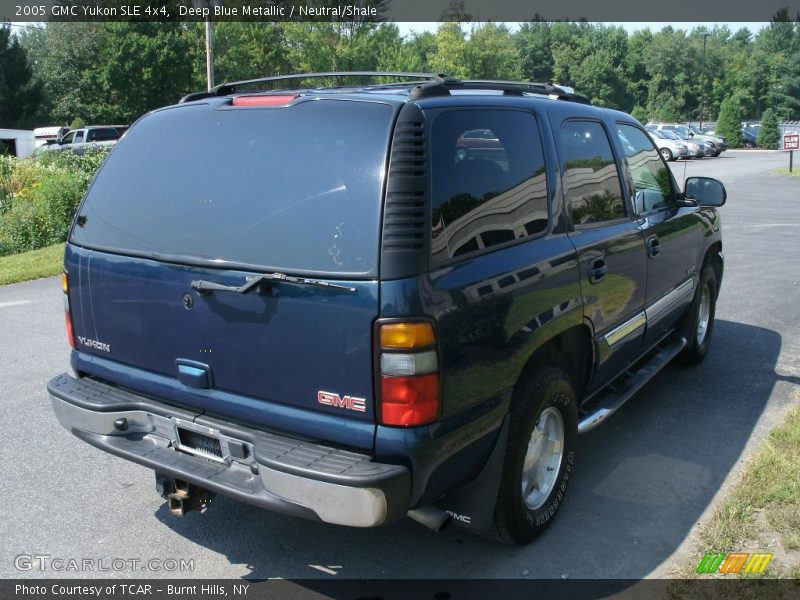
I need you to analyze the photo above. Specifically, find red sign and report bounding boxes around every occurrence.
[784,133,800,151]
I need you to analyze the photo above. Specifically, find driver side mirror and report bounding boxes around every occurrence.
[685,177,726,207]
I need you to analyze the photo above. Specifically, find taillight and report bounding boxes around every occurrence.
[62,271,76,349]
[231,95,297,107]
[377,321,440,427]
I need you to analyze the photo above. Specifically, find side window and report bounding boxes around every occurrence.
[95,128,120,141]
[430,110,549,265]
[616,124,676,213]
[61,132,75,145]
[560,121,625,226]
[74,130,85,143]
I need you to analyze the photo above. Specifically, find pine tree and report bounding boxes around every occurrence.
[716,96,744,148]
[757,108,781,149]
[0,25,43,128]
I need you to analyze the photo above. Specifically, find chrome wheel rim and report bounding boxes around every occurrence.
[661,149,670,161]
[521,407,564,510]
[696,284,711,346]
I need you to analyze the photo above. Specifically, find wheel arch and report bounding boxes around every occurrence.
[704,240,723,297]
[514,324,595,404]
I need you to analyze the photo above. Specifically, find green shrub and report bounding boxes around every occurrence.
[757,109,781,149]
[0,168,84,254]
[716,96,744,148]
[0,149,107,256]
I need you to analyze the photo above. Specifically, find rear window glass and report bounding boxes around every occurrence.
[71,100,394,276]
[430,110,548,265]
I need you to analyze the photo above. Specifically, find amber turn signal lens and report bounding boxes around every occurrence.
[61,272,69,294]
[380,322,436,349]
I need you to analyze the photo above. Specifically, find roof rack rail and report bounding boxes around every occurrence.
[408,78,591,104]
[179,72,447,103]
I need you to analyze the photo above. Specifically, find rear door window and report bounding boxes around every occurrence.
[430,110,549,265]
[70,100,395,277]
[560,120,626,226]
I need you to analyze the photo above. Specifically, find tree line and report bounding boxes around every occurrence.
[2,15,799,132]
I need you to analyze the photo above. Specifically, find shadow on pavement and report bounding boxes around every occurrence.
[154,319,793,581]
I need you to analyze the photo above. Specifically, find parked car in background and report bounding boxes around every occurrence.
[742,125,760,148]
[645,129,688,161]
[651,128,705,158]
[649,123,726,156]
[700,140,716,157]
[46,125,129,155]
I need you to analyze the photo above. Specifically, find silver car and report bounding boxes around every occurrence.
[650,123,726,156]
[47,125,129,155]
[646,129,689,161]
[657,129,705,158]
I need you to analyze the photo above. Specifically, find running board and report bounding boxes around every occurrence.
[578,336,687,434]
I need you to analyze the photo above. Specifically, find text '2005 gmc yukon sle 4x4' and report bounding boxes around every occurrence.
[48,73,726,544]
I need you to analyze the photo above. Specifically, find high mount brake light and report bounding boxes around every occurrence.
[231,95,298,107]
[377,321,440,427]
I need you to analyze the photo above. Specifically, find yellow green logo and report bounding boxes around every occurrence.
[696,552,773,575]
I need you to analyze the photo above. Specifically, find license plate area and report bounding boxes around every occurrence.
[173,419,226,464]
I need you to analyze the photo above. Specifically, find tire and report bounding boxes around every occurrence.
[676,264,717,365]
[493,366,578,544]
[660,147,673,162]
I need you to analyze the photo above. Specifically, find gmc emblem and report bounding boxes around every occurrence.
[317,390,366,413]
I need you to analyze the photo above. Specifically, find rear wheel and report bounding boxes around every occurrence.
[660,147,673,162]
[493,366,578,544]
[677,264,717,365]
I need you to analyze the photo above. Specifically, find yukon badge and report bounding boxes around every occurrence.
[77,336,111,353]
[317,390,366,413]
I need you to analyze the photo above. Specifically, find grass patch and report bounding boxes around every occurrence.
[675,402,800,584]
[0,243,64,286]
[774,168,800,177]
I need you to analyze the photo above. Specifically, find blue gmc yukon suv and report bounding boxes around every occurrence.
[48,73,726,544]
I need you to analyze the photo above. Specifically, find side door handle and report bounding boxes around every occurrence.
[587,257,607,284]
[647,235,661,258]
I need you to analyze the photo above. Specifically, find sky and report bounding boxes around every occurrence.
[396,22,769,37]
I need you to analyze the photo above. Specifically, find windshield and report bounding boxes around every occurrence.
[70,99,395,277]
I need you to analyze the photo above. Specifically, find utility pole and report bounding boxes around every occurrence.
[193,0,216,91]
[205,18,215,91]
[700,32,711,130]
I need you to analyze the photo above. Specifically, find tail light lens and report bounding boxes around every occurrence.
[377,321,440,427]
[62,271,76,349]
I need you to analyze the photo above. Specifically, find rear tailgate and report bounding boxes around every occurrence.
[66,97,398,450]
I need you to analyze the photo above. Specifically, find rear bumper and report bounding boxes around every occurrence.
[48,373,410,528]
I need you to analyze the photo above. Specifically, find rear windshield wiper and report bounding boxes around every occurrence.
[191,272,357,295]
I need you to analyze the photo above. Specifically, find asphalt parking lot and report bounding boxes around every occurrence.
[0,150,798,580]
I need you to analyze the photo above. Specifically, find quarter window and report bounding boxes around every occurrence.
[560,121,626,225]
[430,110,549,265]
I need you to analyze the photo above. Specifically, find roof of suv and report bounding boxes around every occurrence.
[172,72,644,129]
[178,71,593,107]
